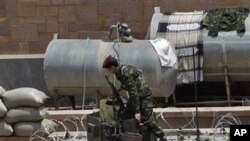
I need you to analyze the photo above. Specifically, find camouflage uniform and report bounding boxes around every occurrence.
[115,65,165,139]
[203,8,249,37]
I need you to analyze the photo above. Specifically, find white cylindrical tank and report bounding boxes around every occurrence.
[44,39,178,97]
[150,8,250,83]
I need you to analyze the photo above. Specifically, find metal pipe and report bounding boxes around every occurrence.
[176,100,244,106]
[204,73,250,76]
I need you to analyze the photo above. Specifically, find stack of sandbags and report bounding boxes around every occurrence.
[0,86,13,136]
[0,86,5,97]
[15,119,57,137]
[2,87,51,136]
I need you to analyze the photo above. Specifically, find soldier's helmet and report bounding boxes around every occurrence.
[102,55,118,68]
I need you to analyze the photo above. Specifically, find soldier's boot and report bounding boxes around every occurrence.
[159,136,167,141]
[158,132,167,141]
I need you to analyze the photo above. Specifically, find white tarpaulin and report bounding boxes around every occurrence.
[150,38,177,68]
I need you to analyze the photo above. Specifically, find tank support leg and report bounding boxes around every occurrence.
[96,89,105,108]
[222,42,231,106]
[54,89,60,110]
[172,92,177,106]
[68,96,76,109]
[224,68,231,106]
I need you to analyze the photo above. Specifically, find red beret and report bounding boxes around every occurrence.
[102,55,113,68]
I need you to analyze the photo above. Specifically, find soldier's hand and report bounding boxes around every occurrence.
[118,85,124,92]
[118,110,126,119]
[118,87,123,92]
[135,112,141,122]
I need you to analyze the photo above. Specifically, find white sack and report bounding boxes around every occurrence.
[5,107,47,123]
[0,86,5,97]
[14,119,57,137]
[2,87,48,108]
[0,119,13,136]
[0,99,7,118]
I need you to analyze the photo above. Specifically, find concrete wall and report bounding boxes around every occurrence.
[0,55,47,92]
[0,0,250,54]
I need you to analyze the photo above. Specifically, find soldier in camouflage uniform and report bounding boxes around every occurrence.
[103,55,167,141]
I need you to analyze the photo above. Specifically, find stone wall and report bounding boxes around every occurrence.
[0,0,249,54]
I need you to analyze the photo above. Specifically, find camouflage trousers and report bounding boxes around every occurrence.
[139,96,165,138]
[119,96,165,139]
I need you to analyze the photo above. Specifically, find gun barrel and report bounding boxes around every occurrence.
[105,75,125,111]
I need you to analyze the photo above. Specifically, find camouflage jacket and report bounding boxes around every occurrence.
[115,65,151,113]
[203,8,249,37]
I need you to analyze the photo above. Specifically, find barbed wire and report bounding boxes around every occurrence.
[29,114,88,141]
[212,113,240,141]
[29,109,240,141]
[155,109,237,141]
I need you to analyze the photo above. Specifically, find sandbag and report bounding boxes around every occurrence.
[2,87,49,108]
[0,99,7,118]
[0,86,5,97]
[0,119,13,136]
[5,107,47,123]
[14,119,57,137]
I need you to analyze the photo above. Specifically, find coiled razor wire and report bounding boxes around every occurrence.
[30,110,240,140]
[155,109,239,140]
[155,109,197,129]
[29,129,52,141]
[212,113,241,141]
[29,115,88,141]
[156,110,174,129]
[181,111,197,129]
